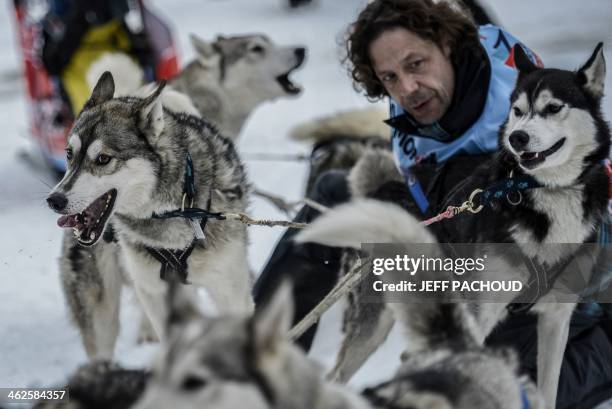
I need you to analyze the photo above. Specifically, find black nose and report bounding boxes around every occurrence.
[509,130,530,151]
[47,192,68,212]
[295,47,306,62]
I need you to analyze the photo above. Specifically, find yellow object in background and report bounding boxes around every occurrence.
[61,20,131,113]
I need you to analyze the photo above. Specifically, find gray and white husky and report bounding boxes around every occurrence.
[132,280,371,409]
[47,73,253,353]
[130,263,540,409]
[297,43,610,409]
[89,33,306,140]
[56,33,305,360]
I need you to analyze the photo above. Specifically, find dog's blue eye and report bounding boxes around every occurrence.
[513,107,523,116]
[96,154,111,165]
[182,375,207,391]
[545,104,563,114]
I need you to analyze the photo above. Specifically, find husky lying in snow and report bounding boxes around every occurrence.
[47,73,253,355]
[296,43,610,409]
[55,33,305,360]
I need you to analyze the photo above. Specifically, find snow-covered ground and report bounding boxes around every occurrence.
[0,0,611,403]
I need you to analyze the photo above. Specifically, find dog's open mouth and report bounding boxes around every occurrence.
[518,138,566,169]
[276,58,305,95]
[57,189,117,246]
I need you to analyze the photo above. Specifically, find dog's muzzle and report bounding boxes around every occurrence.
[53,189,118,247]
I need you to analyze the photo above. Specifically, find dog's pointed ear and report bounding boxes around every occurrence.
[190,34,216,58]
[578,42,606,99]
[136,80,166,139]
[513,44,537,77]
[83,71,115,110]
[252,280,294,356]
[165,277,205,338]
[191,34,221,69]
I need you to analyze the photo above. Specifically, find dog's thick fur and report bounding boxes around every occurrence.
[131,281,372,409]
[59,33,305,359]
[33,361,149,409]
[48,73,253,351]
[289,106,391,194]
[297,43,610,409]
[130,258,541,409]
[88,34,306,140]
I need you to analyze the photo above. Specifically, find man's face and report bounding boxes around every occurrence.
[369,27,455,125]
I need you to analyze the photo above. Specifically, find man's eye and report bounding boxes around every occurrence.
[96,154,112,165]
[66,148,73,161]
[545,104,563,115]
[381,73,396,83]
[408,60,423,70]
[513,107,523,117]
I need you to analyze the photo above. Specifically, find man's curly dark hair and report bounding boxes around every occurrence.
[344,0,480,100]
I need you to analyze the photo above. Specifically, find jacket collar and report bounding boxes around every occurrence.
[385,44,491,142]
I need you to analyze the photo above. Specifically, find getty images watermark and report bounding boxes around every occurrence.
[359,243,612,303]
[371,253,522,293]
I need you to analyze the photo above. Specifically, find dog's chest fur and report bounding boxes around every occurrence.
[510,185,594,263]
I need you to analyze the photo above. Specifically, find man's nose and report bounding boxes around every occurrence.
[399,74,419,96]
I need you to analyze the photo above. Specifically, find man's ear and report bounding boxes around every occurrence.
[251,281,294,357]
[83,71,115,111]
[577,42,606,100]
[513,44,537,77]
[135,80,166,140]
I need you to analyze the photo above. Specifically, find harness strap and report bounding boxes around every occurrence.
[145,243,196,284]
[145,153,215,284]
[507,250,575,315]
[406,172,430,214]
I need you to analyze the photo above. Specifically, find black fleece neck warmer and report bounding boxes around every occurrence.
[385,44,491,142]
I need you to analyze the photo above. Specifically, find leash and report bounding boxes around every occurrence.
[421,172,543,226]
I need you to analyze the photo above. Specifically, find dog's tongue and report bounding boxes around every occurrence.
[57,215,78,228]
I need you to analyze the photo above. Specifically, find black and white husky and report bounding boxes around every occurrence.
[297,43,610,409]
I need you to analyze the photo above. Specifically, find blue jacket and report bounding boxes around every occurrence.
[389,25,540,213]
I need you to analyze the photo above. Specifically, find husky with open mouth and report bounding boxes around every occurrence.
[297,43,610,409]
[88,33,306,141]
[47,72,253,355]
[57,33,305,360]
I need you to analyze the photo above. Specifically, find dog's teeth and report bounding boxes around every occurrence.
[534,152,539,158]
[90,232,95,240]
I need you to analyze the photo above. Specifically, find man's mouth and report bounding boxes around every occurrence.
[518,138,566,169]
[276,56,305,95]
[411,98,431,111]
[57,189,117,246]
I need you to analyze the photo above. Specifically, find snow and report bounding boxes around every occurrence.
[0,0,611,403]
